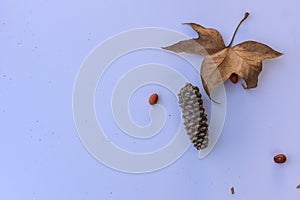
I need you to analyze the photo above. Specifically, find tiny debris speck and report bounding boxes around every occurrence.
[231,186,235,195]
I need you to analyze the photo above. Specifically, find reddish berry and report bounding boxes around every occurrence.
[274,154,287,164]
[148,93,158,105]
[230,73,239,84]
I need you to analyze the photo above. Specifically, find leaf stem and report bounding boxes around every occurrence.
[227,12,249,47]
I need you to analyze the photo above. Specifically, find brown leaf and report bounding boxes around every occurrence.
[163,23,225,56]
[201,41,282,96]
[163,13,282,99]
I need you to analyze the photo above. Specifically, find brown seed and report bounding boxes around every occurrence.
[274,154,287,164]
[296,184,300,189]
[230,186,235,195]
[148,93,158,105]
[230,73,239,84]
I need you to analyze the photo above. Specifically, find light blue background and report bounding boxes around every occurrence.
[1,0,299,199]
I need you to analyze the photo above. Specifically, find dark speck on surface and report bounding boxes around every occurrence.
[230,186,235,195]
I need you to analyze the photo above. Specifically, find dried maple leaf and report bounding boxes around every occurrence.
[163,13,282,99]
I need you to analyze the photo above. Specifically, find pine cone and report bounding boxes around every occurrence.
[178,83,209,150]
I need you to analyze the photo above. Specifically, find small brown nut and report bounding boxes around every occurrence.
[296,184,300,189]
[230,73,238,84]
[274,154,287,164]
[148,93,158,105]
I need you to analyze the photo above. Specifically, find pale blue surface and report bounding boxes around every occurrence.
[1,0,299,199]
